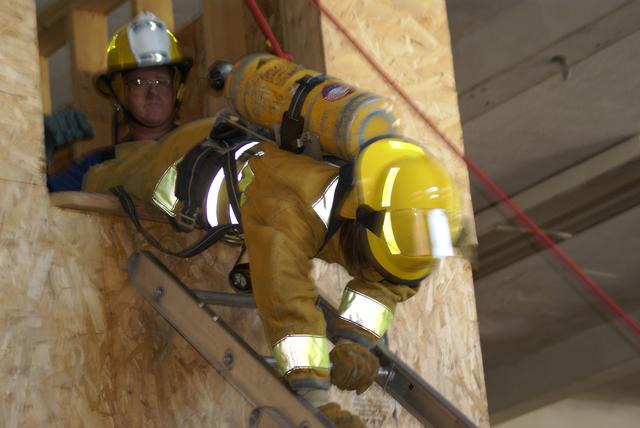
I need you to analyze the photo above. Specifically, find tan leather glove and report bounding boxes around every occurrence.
[330,340,380,394]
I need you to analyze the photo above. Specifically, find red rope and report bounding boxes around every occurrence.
[310,0,640,336]
[245,0,293,61]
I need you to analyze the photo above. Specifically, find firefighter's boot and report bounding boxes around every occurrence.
[318,403,366,428]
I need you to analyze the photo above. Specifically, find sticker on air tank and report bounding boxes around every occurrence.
[322,83,354,101]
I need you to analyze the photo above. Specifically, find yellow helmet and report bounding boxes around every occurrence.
[352,138,462,284]
[95,11,192,108]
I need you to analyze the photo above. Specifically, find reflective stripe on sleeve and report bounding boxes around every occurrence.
[312,176,339,227]
[338,288,394,338]
[152,159,181,217]
[272,335,330,376]
[238,162,255,207]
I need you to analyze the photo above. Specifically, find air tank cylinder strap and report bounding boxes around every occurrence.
[280,74,327,153]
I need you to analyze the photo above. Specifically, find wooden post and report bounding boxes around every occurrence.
[313,1,489,426]
[66,8,111,160]
[201,0,249,116]
[39,56,52,115]
[131,0,174,30]
[276,0,325,71]
[244,0,325,71]
[197,0,325,117]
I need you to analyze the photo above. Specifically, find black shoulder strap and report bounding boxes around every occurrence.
[174,141,226,230]
[321,163,354,249]
[111,120,255,259]
[111,186,240,258]
[174,121,249,231]
[222,150,243,224]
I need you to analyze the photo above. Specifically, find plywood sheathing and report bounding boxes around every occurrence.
[313,1,489,426]
[1,1,265,426]
[3,1,486,427]
[0,0,44,186]
[1,185,264,426]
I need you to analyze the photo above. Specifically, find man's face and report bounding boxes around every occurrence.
[124,66,176,127]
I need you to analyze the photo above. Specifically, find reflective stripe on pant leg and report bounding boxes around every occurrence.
[272,335,330,376]
[338,288,394,339]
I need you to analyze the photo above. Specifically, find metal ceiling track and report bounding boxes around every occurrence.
[129,251,476,428]
[475,135,640,278]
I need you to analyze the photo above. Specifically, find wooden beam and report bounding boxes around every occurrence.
[475,136,640,235]
[174,17,205,123]
[456,0,640,122]
[453,0,627,94]
[66,8,112,159]
[201,0,249,116]
[38,17,67,57]
[39,56,52,115]
[37,0,127,57]
[241,0,324,71]
[276,0,325,72]
[50,191,169,223]
[131,0,174,30]
[464,27,640,212]
[319,1,486,425]
[475,135,640,278]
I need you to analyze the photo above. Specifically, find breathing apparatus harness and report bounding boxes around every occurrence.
[111,119,257,258]
[113,75,355,262]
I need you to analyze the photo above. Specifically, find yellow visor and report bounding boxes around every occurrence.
[358,207,455,258]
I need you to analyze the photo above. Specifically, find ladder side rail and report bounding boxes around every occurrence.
[128,251,332,428]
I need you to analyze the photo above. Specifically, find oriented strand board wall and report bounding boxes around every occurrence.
[312,1,489,426]
[1,1,487,428]
[0,1,265,426]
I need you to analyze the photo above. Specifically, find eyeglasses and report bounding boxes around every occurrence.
[126,77,172,91]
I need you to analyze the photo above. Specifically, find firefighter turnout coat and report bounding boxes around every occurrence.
[83,118,417,389]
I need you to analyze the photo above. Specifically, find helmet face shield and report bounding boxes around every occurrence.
[357,207,455,258]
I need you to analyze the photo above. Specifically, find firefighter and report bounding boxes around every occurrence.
[94,11,192,144]
[47,11,191,192]
[84,12,462,428]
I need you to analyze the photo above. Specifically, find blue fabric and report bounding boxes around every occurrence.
[47,151,110,192]
[44,109,95,159]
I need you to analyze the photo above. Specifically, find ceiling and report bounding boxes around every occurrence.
[446,0,640,423]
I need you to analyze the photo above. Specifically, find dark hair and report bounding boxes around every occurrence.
[339,220,370,278]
